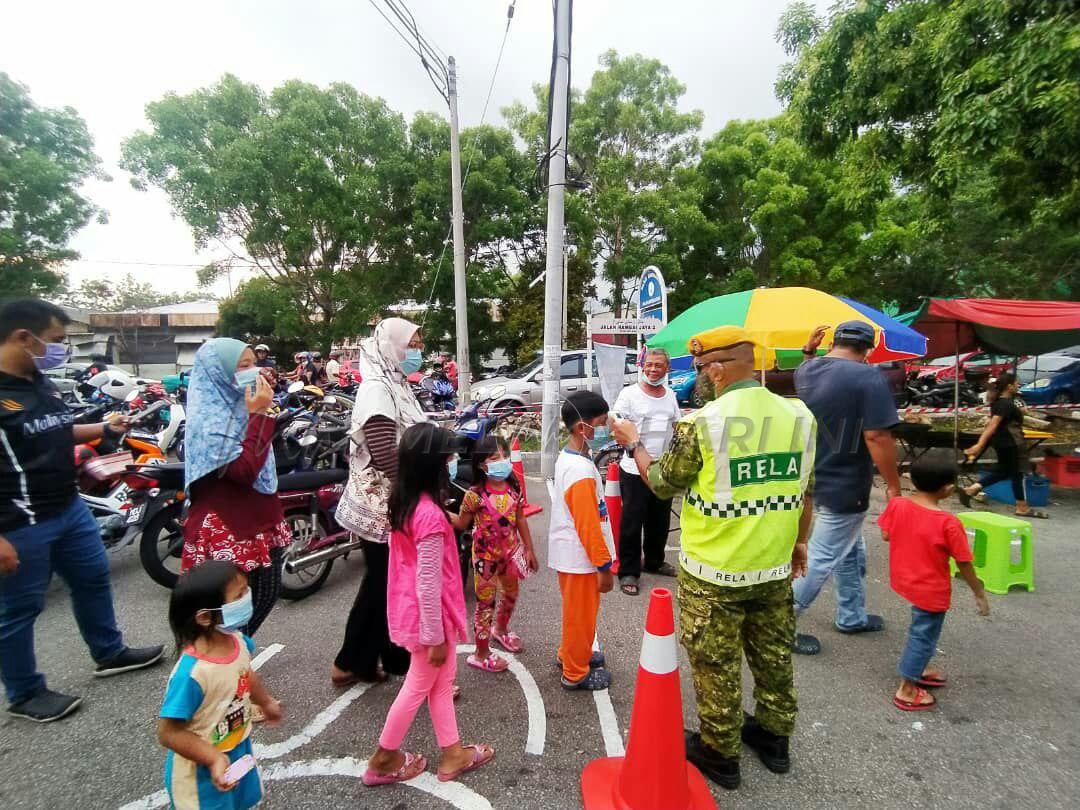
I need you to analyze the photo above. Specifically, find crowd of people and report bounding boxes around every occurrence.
[0,297,1007,806]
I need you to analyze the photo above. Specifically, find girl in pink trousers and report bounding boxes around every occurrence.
[363,422,495,786]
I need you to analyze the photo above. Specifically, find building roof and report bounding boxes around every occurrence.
[128,300,219,315]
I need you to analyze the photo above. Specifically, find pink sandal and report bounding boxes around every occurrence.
[467,653,509,673]
[437,744,495,782]
[363,750,427,786]
[491,631,523,653]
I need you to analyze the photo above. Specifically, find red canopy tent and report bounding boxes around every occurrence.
[909,299,1080,358]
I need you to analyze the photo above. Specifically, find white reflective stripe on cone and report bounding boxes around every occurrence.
[511,449,522,462]
[639,630,678,675]
[605,480,620,497]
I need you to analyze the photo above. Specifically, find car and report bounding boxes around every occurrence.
[668,361,910,407]
[1018,354,1080,405]
[907,351,1016,387]
[470,349,640,410]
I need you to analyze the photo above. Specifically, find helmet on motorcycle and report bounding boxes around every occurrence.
[311,352,323,362]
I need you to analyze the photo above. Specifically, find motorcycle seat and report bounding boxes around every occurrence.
[277,468,348,491]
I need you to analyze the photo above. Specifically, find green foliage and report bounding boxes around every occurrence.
[60,274,213,312]
[0,73,105,298]
[216,276,310,356]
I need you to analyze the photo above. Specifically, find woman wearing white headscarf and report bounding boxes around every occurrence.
[331,318,428,686]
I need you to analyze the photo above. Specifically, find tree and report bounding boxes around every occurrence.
[60,274,213,312]
[777,0,1080,297]
[0,73,105,298]
[121,75,418,348]
[506,51,703,316]
[216,276,309,357]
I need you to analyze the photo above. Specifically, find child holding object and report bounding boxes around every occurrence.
[877,458,990,712]
[550,391,616,691]
[364,422,495,786]
[452,436,539,674]
[158,561,283,810]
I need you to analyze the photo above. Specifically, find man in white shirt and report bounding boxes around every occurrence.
[611,347,683,595]
[325,350,342,380]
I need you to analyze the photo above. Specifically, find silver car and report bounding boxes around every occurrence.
[471,349,640,409]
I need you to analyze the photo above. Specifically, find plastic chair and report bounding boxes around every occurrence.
[954,512,1035,595]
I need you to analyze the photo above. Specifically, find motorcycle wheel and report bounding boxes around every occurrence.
[174,426,186,462]
[279,509,334,600]
[139,502,185,589]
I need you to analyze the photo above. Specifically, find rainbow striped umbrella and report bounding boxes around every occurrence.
[648,287,927,371]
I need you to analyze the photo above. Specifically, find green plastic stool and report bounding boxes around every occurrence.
[954,512,1035,595]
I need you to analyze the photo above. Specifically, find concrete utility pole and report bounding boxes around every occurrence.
[540,0,572,478]
[447,56,471,403]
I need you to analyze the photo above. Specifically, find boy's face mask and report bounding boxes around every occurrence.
[586,423,611,450]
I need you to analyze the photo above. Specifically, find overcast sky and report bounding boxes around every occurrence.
[5,0,825,297]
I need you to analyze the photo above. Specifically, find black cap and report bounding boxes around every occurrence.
[834,320,876,347]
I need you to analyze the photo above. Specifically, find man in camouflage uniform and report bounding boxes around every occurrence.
[613,326,816,790]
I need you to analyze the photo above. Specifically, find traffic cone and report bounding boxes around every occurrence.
[581,587,716,810]
[511,436,543,516]
[604,462,622,572]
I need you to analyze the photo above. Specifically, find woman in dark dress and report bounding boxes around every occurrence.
[961,371,1048,518]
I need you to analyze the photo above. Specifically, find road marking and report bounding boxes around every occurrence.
[117,756,492,810]
[264,757,493,809]
[251,643,284,671]
[456,643,546,756]
[591,635,625,757]
[255,680,375,760]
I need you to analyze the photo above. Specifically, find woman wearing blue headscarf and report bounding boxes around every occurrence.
[181,338,288,636]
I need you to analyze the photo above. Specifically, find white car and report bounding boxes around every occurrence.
[471,349,640,409]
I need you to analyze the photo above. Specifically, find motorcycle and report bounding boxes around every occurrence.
[123,386,187,460]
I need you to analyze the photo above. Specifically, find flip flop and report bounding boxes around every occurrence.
[619,576,640,596]
[466,653,509,673]
[1016,509,1049,519]
[491,631,523,653]
[916,672,947,688]
[452,684,461,701]
[363,750,427,786]
[437,744,495,782]
[893,688,936,712]
[957,489,973,508]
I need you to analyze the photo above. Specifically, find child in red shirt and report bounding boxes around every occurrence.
[877,457,989,712]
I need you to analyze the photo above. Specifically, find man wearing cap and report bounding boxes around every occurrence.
[253,344,276,369]
[325,350,341,380]
[790,321,901,656]
[612,325,816,790]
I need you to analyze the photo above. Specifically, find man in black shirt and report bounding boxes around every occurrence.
[0,299,164,723]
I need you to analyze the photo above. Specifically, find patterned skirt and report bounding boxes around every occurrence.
[181,512,292,573]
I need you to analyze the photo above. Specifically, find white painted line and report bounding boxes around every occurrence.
[250,642,284,671]
[255,680,375,760]
[456,643,546,756]
[591,635,625,757]
[118,791,167,810]
[263,756,493,810]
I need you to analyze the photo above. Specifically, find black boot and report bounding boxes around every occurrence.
[684,730,740,790]
[741,713,791,774]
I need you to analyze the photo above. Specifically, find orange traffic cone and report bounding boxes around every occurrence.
[511,436,543,517]
[604,462,622,572]
[581,588,716,810]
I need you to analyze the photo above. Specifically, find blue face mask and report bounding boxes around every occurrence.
[216,590,253,632]
[234,367,261,390]
[399,348,423,375]
[643,373,667,388]
[486,459,513,481]
[29,336,70,371]
[587,425,611,451]
[447,457,459,480]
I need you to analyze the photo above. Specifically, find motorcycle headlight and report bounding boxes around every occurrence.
[460,419,481,432]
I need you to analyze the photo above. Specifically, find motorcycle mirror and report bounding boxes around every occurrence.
[299,434,318,447]
[287,381,305,394]
[124,390,139,403]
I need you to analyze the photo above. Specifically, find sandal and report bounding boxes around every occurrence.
[556,650,606,670]
[363,750,427,786]
[646,562,678,577]
[893,687,936,712]
[916,671,947,689]
[437,743,495,782]
[1015,509,1049,519]
[561,666,612,691]
[466,653,509,673]
[491,631,523,653]
[619,576,640,596]
[452,684,461,701]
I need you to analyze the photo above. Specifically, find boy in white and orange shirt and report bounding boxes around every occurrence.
[549,391,616,690]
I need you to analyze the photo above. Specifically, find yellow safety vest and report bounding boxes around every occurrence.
[679,383,816,586]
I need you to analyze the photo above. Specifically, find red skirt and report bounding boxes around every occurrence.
[182,512,292,573]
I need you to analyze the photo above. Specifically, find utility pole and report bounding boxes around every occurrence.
[447,56,471,403]
[540,0,572,478]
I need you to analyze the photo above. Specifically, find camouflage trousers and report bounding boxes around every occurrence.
[678,568,796,756]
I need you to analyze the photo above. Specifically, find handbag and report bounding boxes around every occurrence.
[336,464,391,543]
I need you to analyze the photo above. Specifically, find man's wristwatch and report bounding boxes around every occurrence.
[624,441,642,455]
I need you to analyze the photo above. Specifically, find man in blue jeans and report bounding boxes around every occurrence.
[791,321,902,655]
[0,299,164,722]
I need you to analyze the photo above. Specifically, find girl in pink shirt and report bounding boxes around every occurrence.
[363,422,495,786]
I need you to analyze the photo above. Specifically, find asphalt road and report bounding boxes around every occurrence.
[2,470,1078,810]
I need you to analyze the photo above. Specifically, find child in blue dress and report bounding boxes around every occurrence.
[158,561,283,809]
